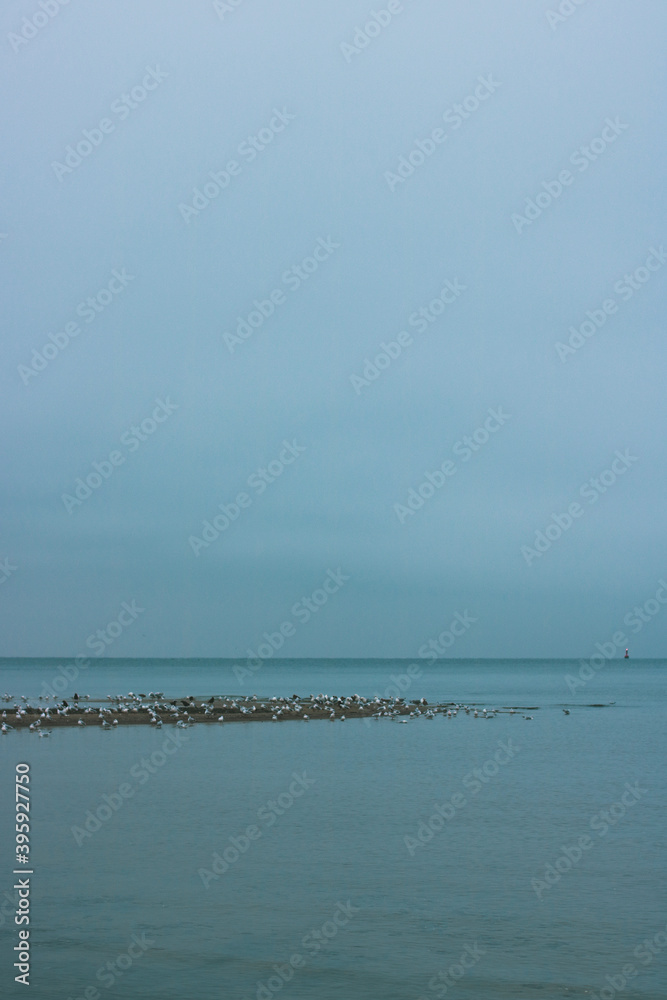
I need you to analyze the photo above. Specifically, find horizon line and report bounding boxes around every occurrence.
[0,656,654,663]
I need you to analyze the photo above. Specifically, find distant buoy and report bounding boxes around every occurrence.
[624,648,629,659]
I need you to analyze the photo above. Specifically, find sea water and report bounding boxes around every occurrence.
[0,659,665,999]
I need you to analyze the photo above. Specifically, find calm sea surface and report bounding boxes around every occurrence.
[0,659,665,999]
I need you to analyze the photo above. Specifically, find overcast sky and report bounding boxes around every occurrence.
[1,0,666,659]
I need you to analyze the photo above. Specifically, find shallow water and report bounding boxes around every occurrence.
[0,659,665,999]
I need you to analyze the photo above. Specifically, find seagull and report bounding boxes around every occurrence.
[77,720,86,726]
[563,709,570,715]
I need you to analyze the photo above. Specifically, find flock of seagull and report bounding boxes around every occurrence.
[0,689,542,735]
